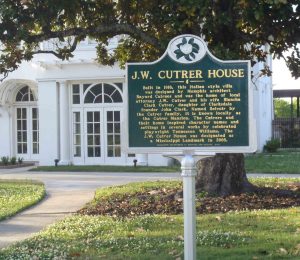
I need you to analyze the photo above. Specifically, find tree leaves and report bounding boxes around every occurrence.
[0,0,299,78]
[78,182,300,218]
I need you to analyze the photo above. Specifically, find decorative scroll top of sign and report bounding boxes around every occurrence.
[167,35,207,64]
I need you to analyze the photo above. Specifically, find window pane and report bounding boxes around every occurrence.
[23,132,27,142]
[114,111,120,121]
[18,144,22,153]
[95,135,100,145]
[23,144,27,153]
[94,112,100,122]
[17,132,22,142]
[114,123,120,133]
[17,109,21,119]
[87,123,93,134]
[33,132,38,142]
[84,92,95,103]
[107,146,113,157]
[107,123,113,133]
[104,84,115,95]
[88,147,93,157]
[32,108,37,118]
[75,112,80,122]
[33,143,38,154]
[22,93,29,101]
[87,112,93,122]
[72,84,80,94]
[16,92,23,102]
[95,147,101,157]
[30,92,34,101]
[115,146,121,157]
[111,91,122,103]
[75,146,81,157]
[75,135,81,145]
[115,83,123,91]
[22,120,27,130]
[91,84,102,95]
[104,95,112,103]
[75,123,80,134]
[115,135,120,145]
[107,135,114,145]
[73,95,80,104]
[107,111,113,122]
[88,135,93,145]
[93,94,102,103]
[94,124,100,134]
[17,120,22,130]
[32,120,37,130]
[83,84,91,93]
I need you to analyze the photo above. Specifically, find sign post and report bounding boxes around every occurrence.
[125,34,257,260]
[181,152,197,260]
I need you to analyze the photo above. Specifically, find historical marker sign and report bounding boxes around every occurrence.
[125,35,256,153]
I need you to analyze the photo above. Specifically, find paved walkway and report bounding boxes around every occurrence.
[0,167,299,249]
[0,168,180,249]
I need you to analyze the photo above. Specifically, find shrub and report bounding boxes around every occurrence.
[18,157,23,164]
[1,156,9,165]
[10,157,17,165]
[263,139,280,153]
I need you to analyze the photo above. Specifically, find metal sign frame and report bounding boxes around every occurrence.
[124,34,257,154]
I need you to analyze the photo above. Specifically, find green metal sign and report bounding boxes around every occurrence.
[125,35,256,153]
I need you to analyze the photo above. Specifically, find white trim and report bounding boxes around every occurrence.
[37,76,125,83]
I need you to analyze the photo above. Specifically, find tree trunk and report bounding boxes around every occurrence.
[196,153,256,196]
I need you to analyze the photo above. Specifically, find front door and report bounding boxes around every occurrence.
[84,108,123,165]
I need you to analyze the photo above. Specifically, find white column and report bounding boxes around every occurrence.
[38,80,59,166]
[136,153,148,166]
[58,81,70,165]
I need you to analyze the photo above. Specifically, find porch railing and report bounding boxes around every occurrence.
[272,118,300,148]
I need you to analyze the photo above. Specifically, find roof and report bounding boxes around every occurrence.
[273,89,300,98]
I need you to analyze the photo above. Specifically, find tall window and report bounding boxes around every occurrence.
[15,86,39,156]
[107,111,121,157]
[16,108,27,154]
[71,82,123,162]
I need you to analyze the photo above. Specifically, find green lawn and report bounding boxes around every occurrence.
[30,165,180,173]
[1,179,299,259]
[31,151,300,174]
[0,180,45,221]
[245,151,300,173]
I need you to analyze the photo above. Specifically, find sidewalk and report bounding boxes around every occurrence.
[0,169,180,249]
[247,173,300,178]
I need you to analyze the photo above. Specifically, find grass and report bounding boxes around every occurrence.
[30,165,180,173]
[31,151,300,174]
[0,180,45,221]
[245,151,300,173]
[1,178,299,259]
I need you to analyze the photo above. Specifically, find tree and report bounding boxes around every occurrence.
[0,0,299,196]
[274,98,298,118]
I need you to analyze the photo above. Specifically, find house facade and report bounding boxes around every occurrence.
[0,39,273,166]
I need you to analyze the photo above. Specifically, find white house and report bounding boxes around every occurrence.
[0,38,273,166]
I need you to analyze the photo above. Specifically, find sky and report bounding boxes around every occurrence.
[272,58,299,90]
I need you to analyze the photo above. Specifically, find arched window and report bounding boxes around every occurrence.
[15,86,39,157]
[15,86,36,102]
[84,83,122,104]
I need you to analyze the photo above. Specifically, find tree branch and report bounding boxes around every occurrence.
[12,24,163,51]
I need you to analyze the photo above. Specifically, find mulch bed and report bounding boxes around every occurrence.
[0,162,35,169]
[78,183,300,217]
